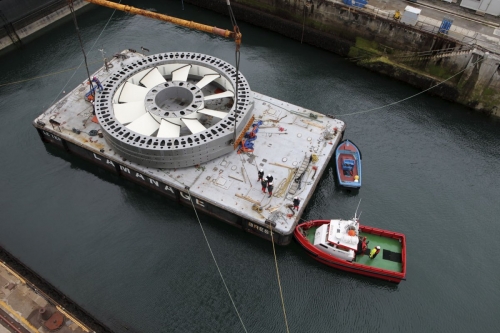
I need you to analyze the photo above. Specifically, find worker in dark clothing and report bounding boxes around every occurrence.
[293,197,300,210]
[369,246,381,259]
[357,236,368,254]
[357,238,363,254]
[267,182,274,198]
[266,174,273,184]
[258,169,264,182]
[261,179,268,193]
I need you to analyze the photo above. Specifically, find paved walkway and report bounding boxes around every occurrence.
[337,0,500,53]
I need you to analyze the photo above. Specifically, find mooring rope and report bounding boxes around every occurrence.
[338,56,487,117]
[48,0,122,109]
[268,223,291,333]
[0,60,102,88]
[186,189,248,333]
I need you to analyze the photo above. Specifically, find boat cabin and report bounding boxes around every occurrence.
[313,219,360,262]
[342,159,355,176]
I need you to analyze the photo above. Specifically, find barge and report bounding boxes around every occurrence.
[33,50,345,244]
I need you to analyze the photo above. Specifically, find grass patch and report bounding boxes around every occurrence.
[354,37,381,55]
[426,64,455,80]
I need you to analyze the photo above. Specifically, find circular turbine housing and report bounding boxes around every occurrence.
[95,52,254,168]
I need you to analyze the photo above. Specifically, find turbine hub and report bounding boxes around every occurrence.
[145,81,203,118]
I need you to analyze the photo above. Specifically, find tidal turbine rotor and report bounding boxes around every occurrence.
[94,52,254,168]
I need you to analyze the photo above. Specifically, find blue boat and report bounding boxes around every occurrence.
[335,139,362,189]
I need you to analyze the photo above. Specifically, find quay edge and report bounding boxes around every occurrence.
[182,0,500,117]
[0,0,89,53]
[0,245,113,333]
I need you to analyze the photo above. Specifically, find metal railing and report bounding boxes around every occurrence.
[0,0,86,40]
[326,0,500,55]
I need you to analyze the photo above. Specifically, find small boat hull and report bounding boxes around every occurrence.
[294,220,406,283]
[335,139,362,189]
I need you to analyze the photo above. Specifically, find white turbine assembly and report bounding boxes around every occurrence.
[95,52,254,168]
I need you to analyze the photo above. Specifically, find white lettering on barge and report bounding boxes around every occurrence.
[179,192,205,207]
[43,131,61,141]
[248,222,270,235]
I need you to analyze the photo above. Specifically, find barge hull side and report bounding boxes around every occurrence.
[34,126,291,245]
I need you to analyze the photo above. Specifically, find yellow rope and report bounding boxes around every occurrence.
[186,189,248,333]
[269,223,290,333]
[274,169,295,198]
[0,60,102,88]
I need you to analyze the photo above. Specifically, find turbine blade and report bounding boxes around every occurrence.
[113,83,125,104]
[113,101,146,124]
[140,68,166,89]
[182,118,206,134]
[157,119,181,138]
[196,74,220,89]
[127,70,148,85]
[119,82,149,103]
[172,65,192,82]
[126,113,159,135]
[204,90,234,101]
[198,108,228,119]
[157,64,185,77]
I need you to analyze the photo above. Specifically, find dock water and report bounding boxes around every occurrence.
[0,1,499,332]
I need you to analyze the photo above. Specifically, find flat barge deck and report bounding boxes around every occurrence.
[33,50,345,245]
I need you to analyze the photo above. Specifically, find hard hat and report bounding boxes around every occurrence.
[268,174,271,177]
[294,197,298,199]
[376,246,380,249]
[260,169,263,172]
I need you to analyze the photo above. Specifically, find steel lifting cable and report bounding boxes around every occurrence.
[186,189,248,333]
[68,0,95,112]
[226,0,241,143]
[49,0,122,109]
[226,4,290,330]
[338,56,487,117]
[268,223,291,333]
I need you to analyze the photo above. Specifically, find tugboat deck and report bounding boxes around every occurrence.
[355,232,403,272]
[33,51,345,242]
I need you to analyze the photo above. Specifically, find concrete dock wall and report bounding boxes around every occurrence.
[0,0,88,52]
[184,0,500,116]
[0,245,114,333]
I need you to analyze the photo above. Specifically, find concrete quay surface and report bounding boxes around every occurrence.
[0,263,90,333]
[360,0,500,52]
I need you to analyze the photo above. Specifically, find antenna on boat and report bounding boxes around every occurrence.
[354,198,362,220]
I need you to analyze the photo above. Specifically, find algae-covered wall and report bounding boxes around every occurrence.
[183,0,500,116]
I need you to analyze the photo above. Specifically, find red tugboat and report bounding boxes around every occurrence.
[294,215,406,283]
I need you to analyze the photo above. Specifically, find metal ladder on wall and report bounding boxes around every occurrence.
[390,46,475,63]
[0,9,22,48]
